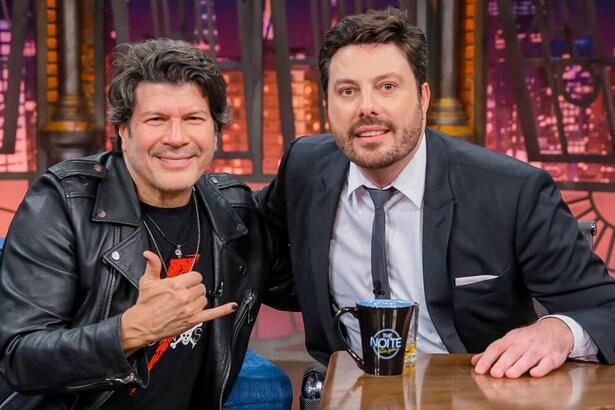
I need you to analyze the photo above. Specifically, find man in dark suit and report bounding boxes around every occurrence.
[257,8,615,378]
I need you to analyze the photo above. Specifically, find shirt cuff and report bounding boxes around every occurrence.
[540,314,599,361]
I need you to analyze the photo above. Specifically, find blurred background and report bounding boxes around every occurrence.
[0,0,614,365]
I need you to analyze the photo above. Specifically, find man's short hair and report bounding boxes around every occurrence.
[108,38,230,153]
[318,8,428,98]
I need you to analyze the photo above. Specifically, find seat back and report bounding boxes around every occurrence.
[577,220,596,250]
[300,361,327,410]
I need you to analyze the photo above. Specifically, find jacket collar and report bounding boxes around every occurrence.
[92,154,142,226]
[92,154,246,244]
[195,175,247,244]
[422,128,466,352]
[423,128,454,209]
[319,149,350,193]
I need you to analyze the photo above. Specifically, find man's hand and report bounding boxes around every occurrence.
[471,318,574,378]
[120,251,237,356]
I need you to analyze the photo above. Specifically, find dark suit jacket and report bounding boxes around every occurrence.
[257,128,615,365]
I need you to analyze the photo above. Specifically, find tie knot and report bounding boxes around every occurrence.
[365,187,397,210]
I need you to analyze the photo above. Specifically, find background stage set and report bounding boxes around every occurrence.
[0,0,614,407]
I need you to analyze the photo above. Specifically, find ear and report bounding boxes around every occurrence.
[214,124,220,150]
[118,123,128,140]
[117,124,129,155]
[322,98,330,125]
[420,82,431,113]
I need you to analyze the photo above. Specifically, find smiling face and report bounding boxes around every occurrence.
[326,42,430,183]
[119,82,217,207]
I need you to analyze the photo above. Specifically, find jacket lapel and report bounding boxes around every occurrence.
[102,227,148,288]
[310,149,349,349]
[91,154,141,227]
[195,175,248,301]
[195,175,248,245]
[95,155,147,288]
[422,130,466,352]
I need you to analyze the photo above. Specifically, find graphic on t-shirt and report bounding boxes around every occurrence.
[131,254,203,395]
[170,322,203,349]
[167,255,200,278]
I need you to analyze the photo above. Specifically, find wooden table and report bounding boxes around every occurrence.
[320,351,615,409]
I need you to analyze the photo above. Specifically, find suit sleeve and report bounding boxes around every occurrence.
[0,174,145,394]
[515,169,615,363]
[255,140,300,311]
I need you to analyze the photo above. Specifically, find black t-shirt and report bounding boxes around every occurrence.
[101,195,213,410]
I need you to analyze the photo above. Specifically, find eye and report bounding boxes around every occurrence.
[185,111,210,122]
[145,117,164,125]
[381,82,397,91]
[338,87,355,97]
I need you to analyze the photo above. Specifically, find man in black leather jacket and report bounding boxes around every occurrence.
[0,39,290,409]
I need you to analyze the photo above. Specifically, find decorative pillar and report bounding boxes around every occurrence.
[41,0,103,166]
[427,0,472,138]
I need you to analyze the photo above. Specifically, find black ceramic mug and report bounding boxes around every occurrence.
[334,299,417,376]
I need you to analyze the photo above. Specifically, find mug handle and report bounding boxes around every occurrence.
[333,306,363,370]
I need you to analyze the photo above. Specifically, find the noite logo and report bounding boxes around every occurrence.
[370,329,402,359]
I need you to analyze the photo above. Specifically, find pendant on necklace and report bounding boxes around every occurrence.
[175,246,183,258]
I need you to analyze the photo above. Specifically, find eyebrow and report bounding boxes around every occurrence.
[332,72,405,88]
[373,72,404,82]
[139,109,210,117]
[183,110,210,117]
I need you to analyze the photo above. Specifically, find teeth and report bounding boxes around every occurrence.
[358,130,386,137]
[160,158,189,163]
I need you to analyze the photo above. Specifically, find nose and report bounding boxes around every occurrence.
[357,90,379,117]
[163,119,188,146]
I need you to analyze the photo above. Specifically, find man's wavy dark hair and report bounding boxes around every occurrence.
[318,8,428,98]
[108,38,230,154]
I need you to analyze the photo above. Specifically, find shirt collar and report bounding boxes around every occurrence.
[346,132,426,208]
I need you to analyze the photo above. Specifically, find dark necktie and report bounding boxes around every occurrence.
[364,186,397,299]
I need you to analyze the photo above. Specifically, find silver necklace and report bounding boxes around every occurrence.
[143,210,186,258]
[142,188,201,277]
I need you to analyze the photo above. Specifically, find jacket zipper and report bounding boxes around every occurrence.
[218,291,255,409]
[0,392,17,410]
[93,226,122,409]
[103,226,121,320]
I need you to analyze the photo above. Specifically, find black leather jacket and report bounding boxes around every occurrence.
[0,152,290,409]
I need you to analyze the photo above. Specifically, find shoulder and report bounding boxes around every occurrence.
[428,128,546,181]
[48,152,110,180]
[289,134,337,155]
[292,134,336,146]
[203,173,252,206]
[30,152,111,200]
[283,134,344,170]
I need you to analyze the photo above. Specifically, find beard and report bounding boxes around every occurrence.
[332,106,424,170]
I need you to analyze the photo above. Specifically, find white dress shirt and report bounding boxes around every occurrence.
[328,133,597,359]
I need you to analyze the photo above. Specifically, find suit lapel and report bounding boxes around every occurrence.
[310,149,349,349]
[422,130,466,352]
